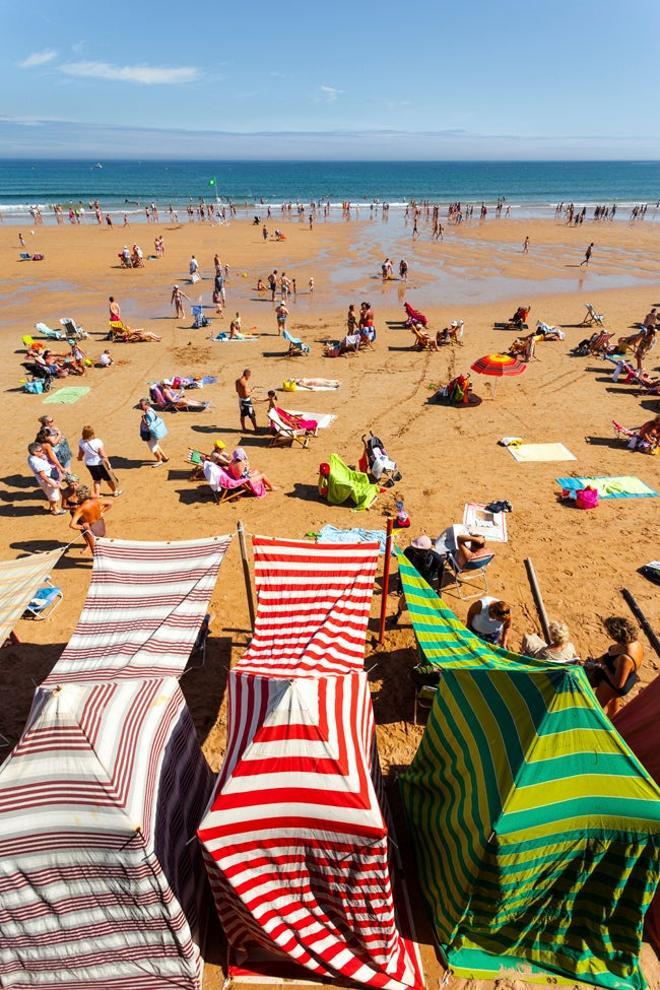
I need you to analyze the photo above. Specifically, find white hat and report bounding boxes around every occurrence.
[411,535,432,551]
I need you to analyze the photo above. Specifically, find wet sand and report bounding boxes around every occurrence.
[1,214,658,990]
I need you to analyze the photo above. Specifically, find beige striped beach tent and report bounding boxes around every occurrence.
[0,677,213,989]
[0,548,64,643]
[43,535,231,685]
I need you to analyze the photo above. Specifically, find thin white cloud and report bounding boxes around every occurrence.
[319,85,343,103]
[19,50,58,68]
[58,61,199,85]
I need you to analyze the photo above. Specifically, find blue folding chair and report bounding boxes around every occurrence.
[441,552,495,601]
[283,329,309,355]
[23,577,64,621]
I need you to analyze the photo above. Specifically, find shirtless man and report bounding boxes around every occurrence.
[235,369,257,431]
[68,486,112,553]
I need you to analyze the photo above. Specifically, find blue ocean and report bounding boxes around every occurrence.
[1,160,659,220]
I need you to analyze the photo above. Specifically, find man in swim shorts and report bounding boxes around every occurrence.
[235,369,258,431]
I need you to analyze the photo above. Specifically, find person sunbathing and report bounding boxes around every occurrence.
[403,302,428,328]
[411,324,438,351]
[628,415,660,453]
[226,447,277,491]
[266,391,318,433]
[159,380,209,411]
[110,319,161,343]
[510,306,530,328]
[508,333,535,361]
[436,320,464,346]
[40,350,68,377]
[635,327,656,371]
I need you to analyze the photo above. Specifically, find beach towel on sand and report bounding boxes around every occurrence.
[327,454,378,511]
[509,443,576,463]
[42,386,91,405]
[317,524,388,553]
[556,476,658,499]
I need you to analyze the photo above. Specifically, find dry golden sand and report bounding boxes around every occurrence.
[0,216,658,989]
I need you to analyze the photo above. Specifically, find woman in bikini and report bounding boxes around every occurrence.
[592,616,643,717]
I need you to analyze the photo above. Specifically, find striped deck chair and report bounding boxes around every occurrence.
[581,302,605,327]
[268,408,311,448]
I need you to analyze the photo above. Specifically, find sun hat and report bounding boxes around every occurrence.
[213,439,226,450]
[232,447,247,462]
[410,535,432,551]
[162,378,173,386]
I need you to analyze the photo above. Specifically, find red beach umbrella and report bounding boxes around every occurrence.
[471,353,528,377]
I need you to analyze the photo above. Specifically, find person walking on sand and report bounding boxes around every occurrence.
[580,242,594,266]
[77,426,122,497]
[268,270,278,302]
[138,398,169,466]
[171,284,189,319]
[399,259,408,280]
[68,486,112,554]
[27,442,64,515]
[275,300,288,335]
[236,369,258,431]
[523,235,530,254]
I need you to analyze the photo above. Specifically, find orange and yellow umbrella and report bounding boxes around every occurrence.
[471,353,527,377]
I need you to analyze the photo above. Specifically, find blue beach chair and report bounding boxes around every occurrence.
[283,329,309,355]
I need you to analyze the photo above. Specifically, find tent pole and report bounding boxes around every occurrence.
[524,558,551,643]
[621,588,660,660]
[378,518,395,644]
[237,521,255,633]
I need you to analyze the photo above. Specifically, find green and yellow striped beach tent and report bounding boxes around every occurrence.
[397,554,660,989]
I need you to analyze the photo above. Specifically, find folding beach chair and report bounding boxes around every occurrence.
[23,577,63,621]
[440,551,495,600]
[282,329,310,355]
[34,322,64,341]
[581,303,605,327]
[268,408,311,448]
[60,317,88,340]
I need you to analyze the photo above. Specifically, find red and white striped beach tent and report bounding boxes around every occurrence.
[198,537,421,990]
[0,676,213,990]
[43,535,231,686]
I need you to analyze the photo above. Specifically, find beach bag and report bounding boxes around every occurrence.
[576,486,599,510]
[139,420,151,441]
[150,415,168,440]
[23,380,44,394]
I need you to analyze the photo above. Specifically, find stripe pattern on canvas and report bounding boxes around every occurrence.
[198,670,421,990]
[0,548,64,643]
[400,637,660,989]
[239,536,380,676]
[43,535,231,684]
[0,676,213,989]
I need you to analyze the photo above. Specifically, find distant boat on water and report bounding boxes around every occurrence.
[93,162,103,169]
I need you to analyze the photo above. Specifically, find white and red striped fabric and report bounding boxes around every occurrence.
[198,670,421,990]
[238,537,380,677]
[43,535,231,685]
[0,676,212,989]
[0,548,64,643]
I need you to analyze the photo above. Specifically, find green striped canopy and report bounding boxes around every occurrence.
[397,553,660,989]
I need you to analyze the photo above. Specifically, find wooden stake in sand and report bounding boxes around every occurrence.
[237,521,255,633]
[524,557,551,643]
[378,518,395,645]
[621,588,660,659]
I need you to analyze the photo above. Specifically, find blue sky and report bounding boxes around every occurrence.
[2,0,659,159]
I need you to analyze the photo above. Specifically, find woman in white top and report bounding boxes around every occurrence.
[77,425,121,497]
[467,597,512,648]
